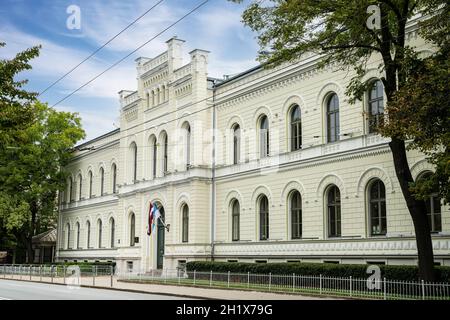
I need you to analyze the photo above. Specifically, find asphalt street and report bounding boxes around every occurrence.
[0,279,195,300]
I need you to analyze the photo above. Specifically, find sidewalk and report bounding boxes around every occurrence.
[0,274,337,300]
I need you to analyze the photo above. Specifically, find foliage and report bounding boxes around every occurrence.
[186,261,450,282]
[0,43,85,262]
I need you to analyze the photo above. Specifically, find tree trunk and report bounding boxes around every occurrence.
[389,138,435,281]
[26,237,34,264]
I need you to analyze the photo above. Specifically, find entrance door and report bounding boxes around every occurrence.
[156,207,165,269]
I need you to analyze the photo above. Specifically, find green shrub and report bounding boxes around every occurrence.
[186,261,450,282]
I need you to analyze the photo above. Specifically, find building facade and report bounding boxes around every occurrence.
[56,19,450,272]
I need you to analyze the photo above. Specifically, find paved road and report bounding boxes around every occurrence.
[0,280,195,300]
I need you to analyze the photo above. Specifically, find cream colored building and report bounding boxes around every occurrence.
[56,19,450,272]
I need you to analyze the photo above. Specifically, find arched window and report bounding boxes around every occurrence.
[78,174,83,201]
[162,85,166,102]
[233,124,241,164]
[99,168,105,196]
[131,143,138,182]
[76,222,80,249]
[152,138,158,178]
[68,177,73,202]
[110,218,115,248]
[290,191,302,239]
[86,221,91,248]
[88,171,93,198]
[418,172,442,232]
[369,179,387,235]
[259,195,269,240]
[231,200,240,241]
[130,213,136,246]
[326,94,340,143]
[368,80,384,133]
[182,204,189,243]
[183,123,191,170]
[157,88,161,105]
[66,223,71,249]
[152,90,156,106]
[290,105,302,151]
[163,133,168,174]
[327,185,341,237]
[259,115,269,158]
[146,92,150,108]
[111,164,117,194]
[97,219,102,248]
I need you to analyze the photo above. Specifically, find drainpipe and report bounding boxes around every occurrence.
[210,82,217,261]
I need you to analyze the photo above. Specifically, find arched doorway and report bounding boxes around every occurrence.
[156,206,165,269]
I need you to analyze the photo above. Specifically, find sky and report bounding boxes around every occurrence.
[0,0,260,142]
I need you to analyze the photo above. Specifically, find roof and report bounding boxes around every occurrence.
[32,229,57,244]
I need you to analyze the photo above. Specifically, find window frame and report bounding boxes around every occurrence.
[259,195,269,240]
[368,179,387,236]
[290,105,302,151]
[368,80,385,134]
[182,204,189,243]
[326,94,340,143]
[259,115,270,158]
[327,185,342,238]
[231,199,240,241]
[290,190,302,240]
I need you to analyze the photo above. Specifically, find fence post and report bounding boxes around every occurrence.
[320,274,323,295]
[383,278,386,300]
[228,271,230,288]
[247,272,250,289]
[3,265,5,279]
[39,265,42,282]
[422,280,425,300]
[92,266,95,286]
[292,273,295,293]
[51,265,54,283]
[110,266,113,288]
[349,276,352,297]
[178,269,181,285]
[63,265,66,284]
[209,270,212,287]
[193,270,196,286]
[268,273,272,291]
[164,269,167,284]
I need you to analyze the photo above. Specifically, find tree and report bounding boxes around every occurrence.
[233,0,448,281]
[0,43,85,263]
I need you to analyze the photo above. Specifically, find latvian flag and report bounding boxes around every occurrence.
[147,202,161,236]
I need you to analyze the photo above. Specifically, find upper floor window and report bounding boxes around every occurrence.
[369,179,387,236]
[259,115,269,158]
[88,171,93,198]
[326,94,340,143]
[130,213,136,246]
[130,142,138,182]
[99,167,105,196]
[259,195,269,240]
[78,174,83,201]
[183,123,191,170]
[231,199,240,241]
[290,105,302,151]
[368,80,384,133]
[327,185,341,237]
[233,124,241,165]
[152,138,158,178]
[68,177,73,202]
[111,164,117,194]
[418,172,442,233]
[290,191,302,239]
[146,92,150,108]
[182,204,189,243]
[163,133,168,174]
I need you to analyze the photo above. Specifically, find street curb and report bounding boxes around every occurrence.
[0,278,210,300]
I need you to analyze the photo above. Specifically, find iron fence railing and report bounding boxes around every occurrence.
[1,264,449,300]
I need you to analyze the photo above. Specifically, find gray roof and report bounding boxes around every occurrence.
[32,229,57,244]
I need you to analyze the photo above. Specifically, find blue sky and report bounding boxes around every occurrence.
[0,0,259,141]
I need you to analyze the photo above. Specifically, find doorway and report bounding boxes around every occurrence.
[156,206,165,269]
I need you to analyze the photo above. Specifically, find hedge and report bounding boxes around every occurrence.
[186,261,450,282]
